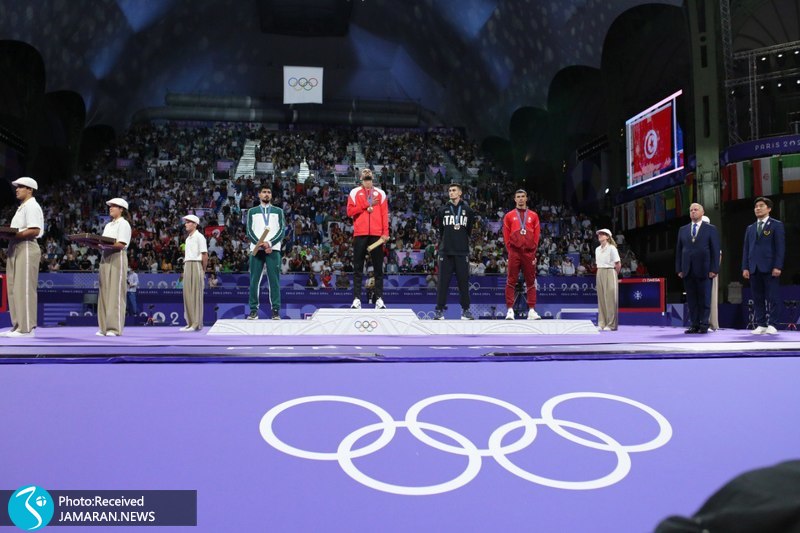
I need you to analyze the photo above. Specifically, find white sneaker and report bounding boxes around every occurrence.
[96,331,106,336]
[179,326,193,332]
[351,298,361,309]
[527,309,541,320]
[105,331,120,337]
[6,330,34,338]
[375,297,386,310]
[505,308,515,320]
[603,326,613,331]
[751,326,767,335]
[765,325,778,335]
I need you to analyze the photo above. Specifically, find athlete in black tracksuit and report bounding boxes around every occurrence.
[434,183,477,320]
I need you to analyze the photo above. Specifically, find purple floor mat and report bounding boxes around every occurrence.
[1,357,799,532]
[1,325,799,362]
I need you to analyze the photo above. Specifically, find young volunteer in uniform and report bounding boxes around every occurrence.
[594,229,621,331]
[1,177,44,338]
[180,214,208,331]
[97,198,132,336]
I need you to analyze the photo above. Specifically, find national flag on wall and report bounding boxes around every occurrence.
[782,154,800,194]
[283,66,324,104]
[722,161,753,201]
[752,156,781,196]
[626,202,636,229]
[664,188,676,219]
[635,198,646,227]
[684,172,695,206]
[654,192,666,223]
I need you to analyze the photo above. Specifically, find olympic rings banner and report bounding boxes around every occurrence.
[283,66,323,104]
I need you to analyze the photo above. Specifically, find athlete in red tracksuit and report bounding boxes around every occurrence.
[346,169,389,309]
[502,189,541,320]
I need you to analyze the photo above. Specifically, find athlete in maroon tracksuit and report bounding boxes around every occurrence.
[502,189,541,320]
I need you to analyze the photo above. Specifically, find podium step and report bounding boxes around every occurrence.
[207,308,599,336]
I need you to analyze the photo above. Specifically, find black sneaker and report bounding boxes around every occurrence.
[247,311,259,320]
[461,309,475,320]
[433,309,444,320]
[271,309,281,320]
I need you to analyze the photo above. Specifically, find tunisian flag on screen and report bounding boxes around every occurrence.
[631,105,673,183]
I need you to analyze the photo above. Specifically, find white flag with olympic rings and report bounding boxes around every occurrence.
[284,66,323,104]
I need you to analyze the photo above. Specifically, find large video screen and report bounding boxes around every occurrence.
[619,277,666,313]
[626,90,684,189]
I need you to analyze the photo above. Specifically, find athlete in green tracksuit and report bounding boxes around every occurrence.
[245,185,286,320]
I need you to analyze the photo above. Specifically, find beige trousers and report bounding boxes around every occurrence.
[183,261,204,330]
[709,276,719,330]
[98,250,128,335]
[7,240,41,333]
[596,268,618,330]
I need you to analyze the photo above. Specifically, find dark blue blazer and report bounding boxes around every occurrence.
[742,217,785,273]
[675,222,721,277]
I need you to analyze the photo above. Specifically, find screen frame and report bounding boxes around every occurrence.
[625,90,684,189]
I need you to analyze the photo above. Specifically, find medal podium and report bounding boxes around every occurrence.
[207,308,598,336]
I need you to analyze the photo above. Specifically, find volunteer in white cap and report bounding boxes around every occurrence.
[180,214,208,331]
[0,177,44,337]
[594,228,621,331]
[96,197,132,336]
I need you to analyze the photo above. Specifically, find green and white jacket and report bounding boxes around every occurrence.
[245,203,286,252]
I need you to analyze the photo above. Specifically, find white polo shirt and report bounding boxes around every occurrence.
[184,230,208,261]
[595,244,621,269]
[10,197,44,238]
[102,217,132,249]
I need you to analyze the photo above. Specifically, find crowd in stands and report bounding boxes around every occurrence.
[0,122,644,280]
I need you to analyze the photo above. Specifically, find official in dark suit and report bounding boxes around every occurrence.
[742,196,785,335]
[676,203,720,334]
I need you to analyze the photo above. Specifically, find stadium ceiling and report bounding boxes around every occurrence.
[0,0,792,138]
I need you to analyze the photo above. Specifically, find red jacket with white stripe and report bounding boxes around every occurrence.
[347,186,389,237]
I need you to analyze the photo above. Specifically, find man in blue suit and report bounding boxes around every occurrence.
[742,196,785,335]
[676,203,720,334]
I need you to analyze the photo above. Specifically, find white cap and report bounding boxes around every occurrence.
[106,197,129,210]
[12,177,38,190]
[182,214,200,225]
[596,228,612,237]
